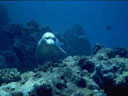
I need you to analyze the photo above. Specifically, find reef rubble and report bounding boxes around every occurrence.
[0,44,128,96]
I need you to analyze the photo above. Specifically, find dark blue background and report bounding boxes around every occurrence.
[0,1,128,48]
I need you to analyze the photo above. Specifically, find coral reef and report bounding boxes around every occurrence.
[92,45,128,96]
[3,21,52,70]
[0,44,128,96]
[0,51,19,69]
[0,68,21,85]
[1,18,127,95]
[0,4,127,96]
[59,24,91,56]
[2,22,91,71]
[0,56,105,96]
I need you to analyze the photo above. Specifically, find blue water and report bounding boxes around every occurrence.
[1,1,128,48]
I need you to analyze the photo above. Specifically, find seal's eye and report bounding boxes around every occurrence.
[45,37,50,39]
[53,38,56,41]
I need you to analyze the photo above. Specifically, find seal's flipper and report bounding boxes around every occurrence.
[56,38,67,54]
[57,44,67,54]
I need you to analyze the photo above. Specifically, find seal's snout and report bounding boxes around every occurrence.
[46,39,55,45]
[42,32,56,45]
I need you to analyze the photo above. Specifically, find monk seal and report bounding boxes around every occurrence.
[36,32,66,64]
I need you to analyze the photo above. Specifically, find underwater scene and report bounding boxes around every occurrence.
[0,1,128,96]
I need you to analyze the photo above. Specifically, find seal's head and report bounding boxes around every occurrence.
[42,32,56,45]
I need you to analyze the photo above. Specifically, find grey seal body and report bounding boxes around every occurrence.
[36,32,66,64]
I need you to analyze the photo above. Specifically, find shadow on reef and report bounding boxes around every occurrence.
[0,44,128,96]
[1,21,91,71]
